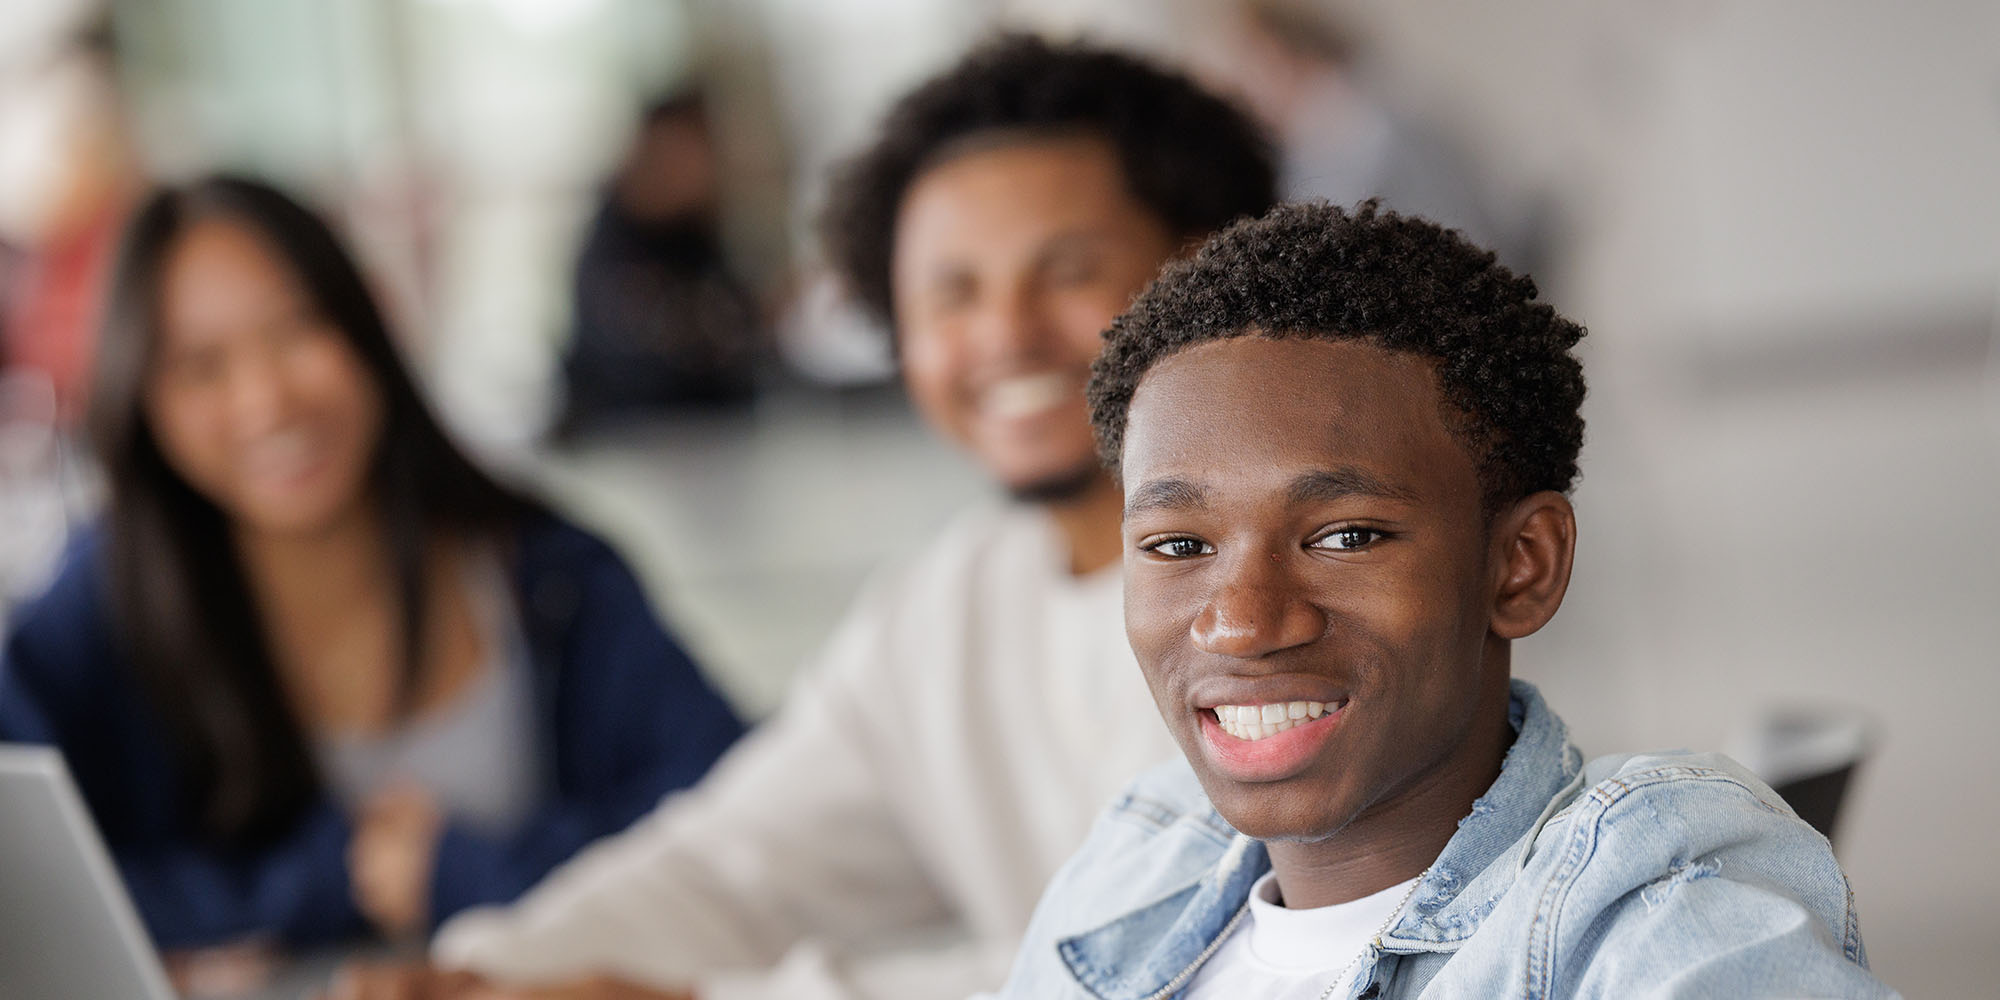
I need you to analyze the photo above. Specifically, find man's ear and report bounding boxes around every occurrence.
[1487,490,1577,640]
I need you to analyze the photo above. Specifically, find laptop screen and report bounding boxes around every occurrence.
[0,744,177,1000]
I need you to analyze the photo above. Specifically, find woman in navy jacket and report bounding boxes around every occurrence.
[0,177,743,953]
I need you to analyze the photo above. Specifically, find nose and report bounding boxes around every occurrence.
[223,348,292,435]
[968,281,1056,365]
[1190,552,1327,659]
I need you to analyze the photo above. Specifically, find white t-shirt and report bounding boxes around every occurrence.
[1182,871,1420,1000]
[433,503,1178,1000]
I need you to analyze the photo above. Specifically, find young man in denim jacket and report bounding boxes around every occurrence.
[986,202,1897,1000]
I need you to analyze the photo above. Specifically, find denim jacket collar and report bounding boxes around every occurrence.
[1057,680,1584,1000]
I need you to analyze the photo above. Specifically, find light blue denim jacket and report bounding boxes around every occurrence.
[985,681,1896,999]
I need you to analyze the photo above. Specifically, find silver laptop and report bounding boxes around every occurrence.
[0,744,177,1000]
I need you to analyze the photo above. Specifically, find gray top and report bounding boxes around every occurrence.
[314,550,541,836]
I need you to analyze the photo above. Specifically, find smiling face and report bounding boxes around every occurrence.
[891,134,1181,499]
[1121,336,1529,843]
[143,217,385,539]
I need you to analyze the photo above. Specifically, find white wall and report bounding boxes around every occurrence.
[1320,3,2000,992]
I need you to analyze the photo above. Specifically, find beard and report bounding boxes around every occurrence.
[1005,459,1109,505]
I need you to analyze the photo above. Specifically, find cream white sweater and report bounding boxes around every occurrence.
[432,503,1177,1000]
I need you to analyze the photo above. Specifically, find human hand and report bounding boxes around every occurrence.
[163,938,280,997]
[349,781,445,939]
[320,959,485,1000]
[322,959,692,1000]
[457,975,695,1000]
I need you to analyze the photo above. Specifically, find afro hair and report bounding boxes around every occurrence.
[1089,200,1587,511]
[819,33,1275,329]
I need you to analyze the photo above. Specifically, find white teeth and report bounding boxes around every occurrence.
[1212,701,1338,741]
[982,372,1076,420]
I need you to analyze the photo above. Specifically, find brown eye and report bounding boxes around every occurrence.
[925,272,977,314]
[1146,537,1214,559]
[1310,528,1382,551]
[1045,253,1101,286]
[161,348,226,388]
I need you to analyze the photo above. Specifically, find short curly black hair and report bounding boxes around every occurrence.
[819,33,1275,328]
[1090,201,1587,511]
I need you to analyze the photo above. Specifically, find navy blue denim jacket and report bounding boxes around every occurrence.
[987,681,1896,999]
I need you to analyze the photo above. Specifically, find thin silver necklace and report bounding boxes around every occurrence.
[1316,866,1431,1000]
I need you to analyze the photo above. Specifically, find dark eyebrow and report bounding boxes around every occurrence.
[1033,229,1108,263]
[1287,468,1420,506]
[1124,478,1210,517]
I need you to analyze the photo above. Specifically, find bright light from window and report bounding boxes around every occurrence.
[420,0,610,35]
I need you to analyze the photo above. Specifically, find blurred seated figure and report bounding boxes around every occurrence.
[0,177,744,959]
[1203,0,1533,270]
[0,20,142,615]
[331,35,1275,1000]
[0,18,141,427]
[554,90,763,436]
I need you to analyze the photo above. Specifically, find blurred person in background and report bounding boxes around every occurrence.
[0,13,142,425]
[553,88,765,437]
[331,34,1274,1000]
[0,177,744,979]
[1198,0,1532,270]
[0,14,141,617]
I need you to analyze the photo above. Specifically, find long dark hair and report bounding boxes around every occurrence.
[89,176,534,847]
